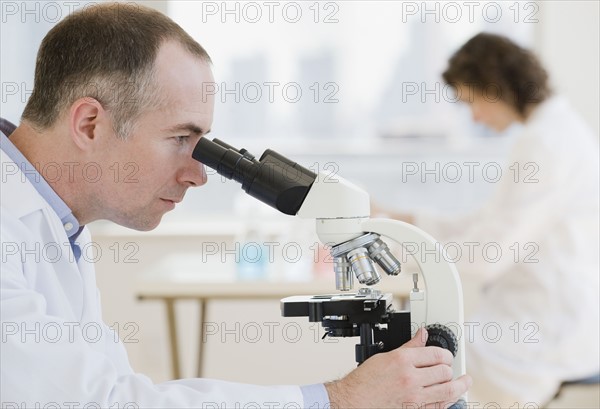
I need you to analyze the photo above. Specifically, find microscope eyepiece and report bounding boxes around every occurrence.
[192,137,317,215]
[192,137,257,183]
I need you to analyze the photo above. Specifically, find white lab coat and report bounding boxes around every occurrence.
[415,96,600,406]
[0,149,304,407]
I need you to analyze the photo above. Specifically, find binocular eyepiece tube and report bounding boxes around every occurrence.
[192,137,317,216]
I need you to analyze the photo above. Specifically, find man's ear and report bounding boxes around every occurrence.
[69,97,110,151]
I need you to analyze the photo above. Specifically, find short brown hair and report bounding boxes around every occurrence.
[22,3,211,137]
[443,33,551,115]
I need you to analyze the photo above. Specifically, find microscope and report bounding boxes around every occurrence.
[193,138,467,408]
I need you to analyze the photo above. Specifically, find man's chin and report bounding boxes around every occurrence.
[112,214,164,232]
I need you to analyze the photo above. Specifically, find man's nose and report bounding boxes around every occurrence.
[179,158,207,187]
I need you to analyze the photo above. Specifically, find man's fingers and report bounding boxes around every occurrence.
[400,327,428,349]
[417,364,454,387]
[406,346,454,368]
[422,374,472,405]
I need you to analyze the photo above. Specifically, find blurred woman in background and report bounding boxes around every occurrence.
[381,33,599,406]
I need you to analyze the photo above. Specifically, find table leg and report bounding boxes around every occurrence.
[197,298,207,378]
[165,298,181,379]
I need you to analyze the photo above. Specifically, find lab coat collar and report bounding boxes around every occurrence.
[2,148,87,318]
[0,148,48,220]
[0,125,83,242]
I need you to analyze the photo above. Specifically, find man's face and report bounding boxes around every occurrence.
[94,42,214,230]
[456,84,521,132]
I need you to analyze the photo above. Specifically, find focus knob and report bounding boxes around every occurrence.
[425,324,458,357]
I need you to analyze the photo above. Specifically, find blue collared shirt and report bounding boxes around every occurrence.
[0,118,83,260]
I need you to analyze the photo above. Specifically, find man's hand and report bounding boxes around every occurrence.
[324,328,472,409]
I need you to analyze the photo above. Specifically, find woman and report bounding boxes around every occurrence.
[385,33,599,406]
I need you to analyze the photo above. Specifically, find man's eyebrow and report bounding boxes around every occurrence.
[163,123,211,135]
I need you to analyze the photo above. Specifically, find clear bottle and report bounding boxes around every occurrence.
[236,226,267,281]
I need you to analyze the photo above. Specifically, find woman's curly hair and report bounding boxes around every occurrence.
[443,33,552,115]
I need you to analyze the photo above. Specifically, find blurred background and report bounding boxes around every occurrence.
[2,0,598,399]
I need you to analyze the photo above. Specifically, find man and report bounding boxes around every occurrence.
[0,3,471,408]
[379,33,599,406]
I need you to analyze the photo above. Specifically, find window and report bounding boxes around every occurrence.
[169,1,535,145]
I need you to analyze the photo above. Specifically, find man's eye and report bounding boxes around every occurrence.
[174,135,189,144]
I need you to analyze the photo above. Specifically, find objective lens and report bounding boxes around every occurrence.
[334,256,353,291]
[368,239,401,276]
[347,247,380,286]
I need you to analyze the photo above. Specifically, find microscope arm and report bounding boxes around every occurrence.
[297,175,467,381]
[272,165,466,377]
[281,169,467,393]
[361,218,467,382]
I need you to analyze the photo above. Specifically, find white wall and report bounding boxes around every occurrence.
[535,1,600,136]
